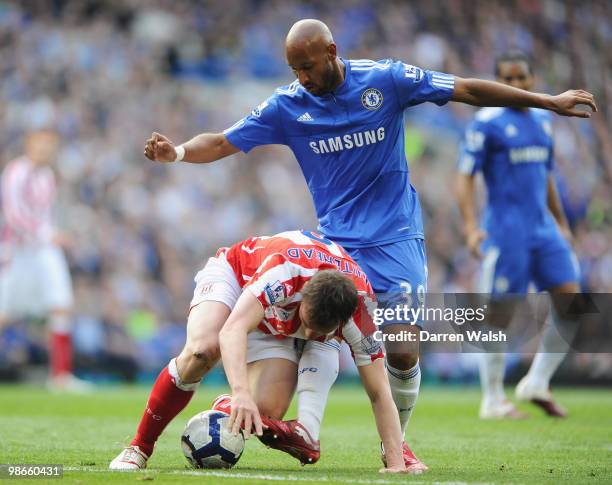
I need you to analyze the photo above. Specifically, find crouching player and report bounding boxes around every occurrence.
[110,230,407,472]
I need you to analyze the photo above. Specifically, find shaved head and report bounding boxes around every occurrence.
[286,19,334,50]
[285,19,343,96]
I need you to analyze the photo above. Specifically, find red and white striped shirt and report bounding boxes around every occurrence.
[220,230,383,366]
[1,156,56,246]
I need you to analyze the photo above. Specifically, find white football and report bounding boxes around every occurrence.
[181,410,245,469]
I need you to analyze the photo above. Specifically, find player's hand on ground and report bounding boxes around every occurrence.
[466,228,487,259]
[228,391,263,439]
[144,132,177,162]
[549,90,597,118]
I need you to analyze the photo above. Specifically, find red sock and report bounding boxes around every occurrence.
[131,364,195,457]
[50,332,72,377]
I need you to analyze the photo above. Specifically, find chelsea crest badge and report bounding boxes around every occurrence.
[361,88,383,110]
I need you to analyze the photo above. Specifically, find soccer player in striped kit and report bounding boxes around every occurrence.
[141,19,596,470]
[110,230,406,472]
[0,129,88,391]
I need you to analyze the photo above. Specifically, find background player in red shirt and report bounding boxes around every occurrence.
[111,230,407,473]
[0,129,89,392]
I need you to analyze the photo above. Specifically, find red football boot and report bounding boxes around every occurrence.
[258,417,320,465]
[213,395,320,464]
[529,396,568,418]
[381,441,428,473]
[211,394,232,414]
[516,378,568,418]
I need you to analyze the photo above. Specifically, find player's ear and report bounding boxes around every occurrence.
[327,42,336,60]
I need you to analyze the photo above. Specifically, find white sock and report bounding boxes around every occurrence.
[296,340,340,440]
[168,358,201,391]
[524,311,578,391]
[479,353,506,408]
[386,361,420,438]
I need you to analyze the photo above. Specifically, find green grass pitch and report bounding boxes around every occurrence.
[1,384,611,484]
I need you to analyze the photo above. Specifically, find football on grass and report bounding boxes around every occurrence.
[181,410,245,469]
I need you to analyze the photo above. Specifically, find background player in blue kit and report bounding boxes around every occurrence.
[457,51,582,420]
[143,20,596,471]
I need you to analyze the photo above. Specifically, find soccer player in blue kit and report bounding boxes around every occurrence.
[457,51,584,420]
[144,20,596,471]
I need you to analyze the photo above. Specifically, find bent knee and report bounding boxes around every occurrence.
[386,352,419,370]
[182,338,220,367]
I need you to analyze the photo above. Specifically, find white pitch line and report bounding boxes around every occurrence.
[170,470,422,484]
[63,467,496,485]
[176,473,496,485]
[65,467,421,483]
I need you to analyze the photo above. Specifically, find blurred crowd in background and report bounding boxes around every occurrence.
[0,0,610,383]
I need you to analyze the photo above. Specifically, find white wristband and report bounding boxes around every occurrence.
[174,145,185,162]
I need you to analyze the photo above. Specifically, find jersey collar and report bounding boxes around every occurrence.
[330,57,351,96]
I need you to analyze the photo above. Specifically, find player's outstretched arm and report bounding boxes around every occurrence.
[218,291,265,439]
[456,173,487,259]
[143,132,240,164]
[358,359,406,473]
[452,78,597,118]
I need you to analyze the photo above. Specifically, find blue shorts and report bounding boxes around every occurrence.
[480,229,579,295]
[346,239,427,324]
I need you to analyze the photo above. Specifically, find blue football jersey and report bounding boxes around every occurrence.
[224,58,454,248]
[458,107,557,242]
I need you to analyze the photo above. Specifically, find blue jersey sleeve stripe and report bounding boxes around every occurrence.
[276,80,300,96]
[352,64,392,70]
[351,59,391,70]
[432,73,454,80]
[353,67,391,71]
[432,76,454,82]
[223,118,246,134]
[431,72,455,90]
[432,83,454,90]
[351,59,390,65]
[432,78,454,84]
